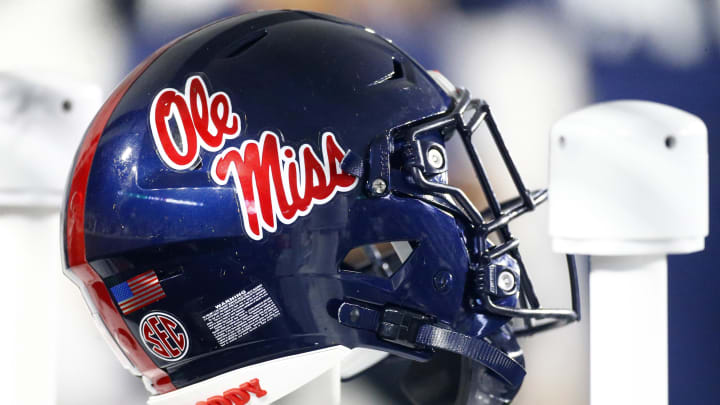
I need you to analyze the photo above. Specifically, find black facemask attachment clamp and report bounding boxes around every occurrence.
[399,88,581,336]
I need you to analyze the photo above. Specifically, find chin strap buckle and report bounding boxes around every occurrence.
[377,307,433,349]
[337,301,526,387]
[336,302,429,350]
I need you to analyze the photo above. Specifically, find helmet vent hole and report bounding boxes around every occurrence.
[390,59,404,80]
[339,241,416,279]
[222,29,268,59]
[369,59,405,87]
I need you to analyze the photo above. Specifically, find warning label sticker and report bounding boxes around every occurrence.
[202,284,281,347]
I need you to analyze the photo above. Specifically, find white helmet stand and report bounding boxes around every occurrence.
[548,101,708,405]
[0,72,110,404]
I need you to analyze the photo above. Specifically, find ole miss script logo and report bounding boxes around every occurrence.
[150,75,358,240]
[139,312,189,361]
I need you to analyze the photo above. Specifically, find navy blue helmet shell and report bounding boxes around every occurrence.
[63,10,579,398]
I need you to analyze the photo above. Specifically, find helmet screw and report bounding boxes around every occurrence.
[433,271,453,293]
[371,178,387,195]
[427,146,445,169]
[497,270,516,293]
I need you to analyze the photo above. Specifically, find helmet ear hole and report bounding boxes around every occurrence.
[340,241,416,279]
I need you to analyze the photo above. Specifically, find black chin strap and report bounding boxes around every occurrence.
[337,302,526,387]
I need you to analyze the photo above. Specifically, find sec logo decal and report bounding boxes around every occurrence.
[139,312,189,361]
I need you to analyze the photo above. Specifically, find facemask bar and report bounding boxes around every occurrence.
[402,89,580,336]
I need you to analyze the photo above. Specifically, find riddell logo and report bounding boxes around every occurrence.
[196,378,267,405]
[150,75,358,241]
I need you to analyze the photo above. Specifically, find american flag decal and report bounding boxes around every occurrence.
[110,270,166,315]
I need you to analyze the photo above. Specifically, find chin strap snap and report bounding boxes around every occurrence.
[337,302,525,387]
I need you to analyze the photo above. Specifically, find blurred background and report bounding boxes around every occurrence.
[0,0,718,404]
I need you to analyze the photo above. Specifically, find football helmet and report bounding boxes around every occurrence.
[63,10,579,404]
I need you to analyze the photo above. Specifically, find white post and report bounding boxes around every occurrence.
[275,363,342,405]
[589,255,667,404]
[547,101,708,405]
[0,72,121,404]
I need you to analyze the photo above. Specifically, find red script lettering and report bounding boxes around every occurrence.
[150,75,241,170]
[211,132,357,240]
